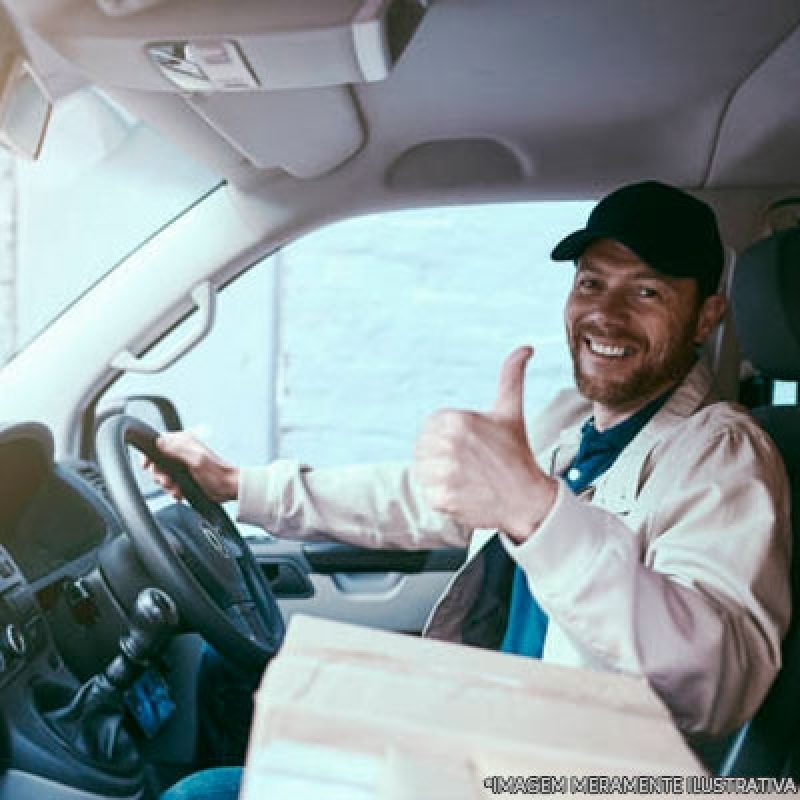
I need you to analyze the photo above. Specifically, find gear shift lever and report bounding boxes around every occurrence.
[44,588,180,769]
[105,587,180,690]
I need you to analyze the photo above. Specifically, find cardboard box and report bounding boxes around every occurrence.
[241,615,708,799]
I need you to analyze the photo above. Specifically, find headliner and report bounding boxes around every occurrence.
[7,0,800,201]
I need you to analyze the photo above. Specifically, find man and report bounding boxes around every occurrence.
[156,181,790,798]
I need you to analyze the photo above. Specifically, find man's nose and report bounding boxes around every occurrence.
[592,288,632,319]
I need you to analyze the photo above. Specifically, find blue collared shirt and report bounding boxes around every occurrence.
[499,391,671,657]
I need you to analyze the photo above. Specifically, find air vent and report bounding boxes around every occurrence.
[63,460,112,506]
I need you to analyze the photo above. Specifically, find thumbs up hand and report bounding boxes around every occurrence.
[414,346,558,543]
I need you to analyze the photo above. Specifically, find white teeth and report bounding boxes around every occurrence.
[588,340,629,357]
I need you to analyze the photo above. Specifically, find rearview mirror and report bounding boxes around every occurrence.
[0,57,53,160]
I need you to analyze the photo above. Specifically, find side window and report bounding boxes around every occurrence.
[774,382,799,405]
[100,263,275,469]
[100,203,589,471]
[279,204,583,466]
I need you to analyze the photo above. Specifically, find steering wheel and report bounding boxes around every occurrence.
[95,415,284,673]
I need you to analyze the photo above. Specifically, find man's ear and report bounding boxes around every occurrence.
[694,293,728,345]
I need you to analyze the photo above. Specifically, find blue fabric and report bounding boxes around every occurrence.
[160,767,243,800]
[124,668,176,739]
[157,648,260,799]
[196,645,260,768]
[499,565,550,656]
[500,391,670,657]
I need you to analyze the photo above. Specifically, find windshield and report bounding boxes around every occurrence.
[2,87,218,361]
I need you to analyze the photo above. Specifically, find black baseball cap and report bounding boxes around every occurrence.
[551,181,725,299]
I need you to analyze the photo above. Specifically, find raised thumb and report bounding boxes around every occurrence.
[492,345,533,422]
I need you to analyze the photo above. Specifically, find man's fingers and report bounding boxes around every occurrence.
[155,431,193,462]
[141,436,190,502]
[492,345,533,422]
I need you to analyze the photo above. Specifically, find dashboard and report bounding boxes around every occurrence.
[0,423,154,799]
[0,422,133,692]
[0,424,111,584]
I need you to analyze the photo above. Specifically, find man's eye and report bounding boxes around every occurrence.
[577,278,601,291]
[636,286,659,299]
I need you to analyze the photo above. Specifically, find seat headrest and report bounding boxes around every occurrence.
[732,227,800,381]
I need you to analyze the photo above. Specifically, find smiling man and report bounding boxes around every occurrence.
[408,182,788,735]
[567,239,724,421]
[155,181,791,800]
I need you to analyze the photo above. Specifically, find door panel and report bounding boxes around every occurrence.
[249,538,466,634]
[302,543,466,574]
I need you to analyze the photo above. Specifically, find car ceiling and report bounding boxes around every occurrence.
[5,0,800,207]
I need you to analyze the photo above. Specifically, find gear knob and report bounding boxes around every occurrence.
[119,588,180,665]
[107,588,180,690]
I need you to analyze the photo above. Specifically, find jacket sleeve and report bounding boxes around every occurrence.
[503,421,791,737]
[237,459,470,549]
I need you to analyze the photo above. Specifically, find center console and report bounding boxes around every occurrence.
[0,546,147,800]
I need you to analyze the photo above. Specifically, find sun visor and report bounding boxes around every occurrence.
[185,85,364,177]
[0,10,53,160]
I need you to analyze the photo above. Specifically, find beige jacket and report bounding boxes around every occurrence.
[237,360,791,737]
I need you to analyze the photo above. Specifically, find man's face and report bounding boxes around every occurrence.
[564,239,724,419]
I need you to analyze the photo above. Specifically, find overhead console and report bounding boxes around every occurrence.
[144,0,432,92]
[9,0,433,176]
[17,0,431,91]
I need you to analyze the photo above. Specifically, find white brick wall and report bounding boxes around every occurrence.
[279,204,589,467]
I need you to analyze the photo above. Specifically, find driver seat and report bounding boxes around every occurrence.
[717,226,800,777]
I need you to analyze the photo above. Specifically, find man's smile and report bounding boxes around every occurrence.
[582,335,637,360]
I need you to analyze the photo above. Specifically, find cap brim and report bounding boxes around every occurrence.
[550,229,604,262]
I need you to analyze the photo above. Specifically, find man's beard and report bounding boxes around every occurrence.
[568,323,698,408]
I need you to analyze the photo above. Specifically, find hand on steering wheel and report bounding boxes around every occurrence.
[96,415,284,673]
[143,430,239,506]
